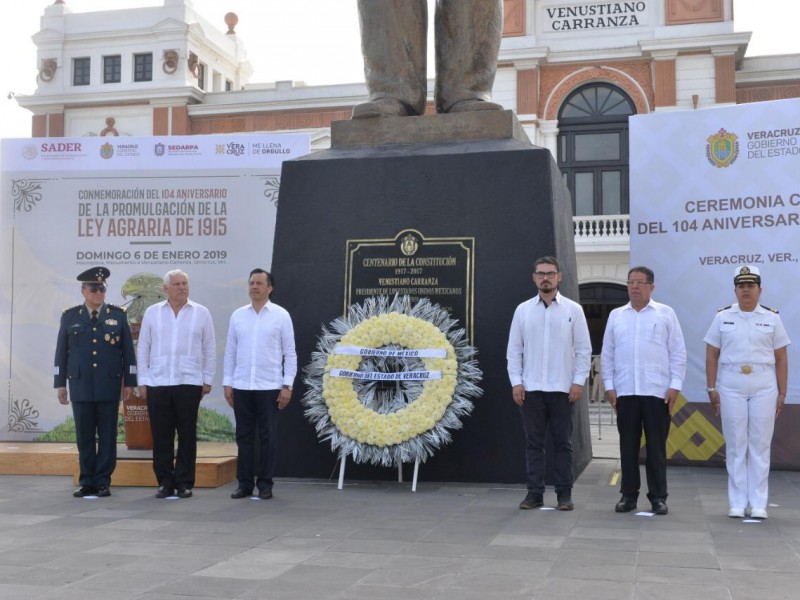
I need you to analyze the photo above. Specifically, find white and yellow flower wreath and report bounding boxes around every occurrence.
[303,296,482,467]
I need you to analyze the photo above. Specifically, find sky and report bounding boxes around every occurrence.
[1,0,798,140]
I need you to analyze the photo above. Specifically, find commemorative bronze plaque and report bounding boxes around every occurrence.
[344,229,474,342]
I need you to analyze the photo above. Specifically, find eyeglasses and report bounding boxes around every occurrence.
[626,280,652,287]
[534,271,558,279]
[83,285,106,293]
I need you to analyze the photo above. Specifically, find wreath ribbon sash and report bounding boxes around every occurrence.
[329,368,442,381]
[334,345,447,358]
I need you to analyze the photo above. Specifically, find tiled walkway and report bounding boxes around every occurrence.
[1,457,799,599]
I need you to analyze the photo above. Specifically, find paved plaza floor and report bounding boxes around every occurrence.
[1,453,799,600]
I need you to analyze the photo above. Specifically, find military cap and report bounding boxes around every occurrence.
[77,266,110,286]
[733,265,760,285]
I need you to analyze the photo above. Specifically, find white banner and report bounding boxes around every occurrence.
[1,134,309,440]
[329,369,442,381]
[333,345,447,358]
[630,98,800,405]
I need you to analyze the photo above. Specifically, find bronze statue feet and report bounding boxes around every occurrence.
[446,98,504,113]
[351,98,418,119]
[352,97,503,119]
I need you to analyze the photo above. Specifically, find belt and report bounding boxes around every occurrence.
[720,363,773,374]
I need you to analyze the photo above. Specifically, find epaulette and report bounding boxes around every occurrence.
[106,304,127,313]
[62,305,82,314]
[760,304,779,313]
[717,305,731,312]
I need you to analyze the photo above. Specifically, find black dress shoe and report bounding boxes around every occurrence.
[155,486,174,499]
[557,491,574,511]
[615,495,638,513]
[258,488,273,500]
[73,486,96,498]
[177,487,193,499]
[95,485,111,497]
[231,488,253,499]
[651,499,668,515]
[519,491,544,510]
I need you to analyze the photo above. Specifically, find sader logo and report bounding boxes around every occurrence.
[40,142,82,152]
[706,128,739,168]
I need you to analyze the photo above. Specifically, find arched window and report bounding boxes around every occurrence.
[557,83,636,216]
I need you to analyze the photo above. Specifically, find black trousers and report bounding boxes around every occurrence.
[616,395,671,501]
[146,385,202,490]
[519,390,575,494]
[232,388,279,492]
[72,400,119,488]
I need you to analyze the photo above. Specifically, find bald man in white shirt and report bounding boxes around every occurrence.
[601,266,686,516]
[137,269,216,499]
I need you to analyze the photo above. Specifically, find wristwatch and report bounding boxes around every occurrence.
[706,387,716,393]
[283,385,293,391]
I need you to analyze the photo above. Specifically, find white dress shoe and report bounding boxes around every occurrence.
[750,508,768,519]
[728,508,745,518]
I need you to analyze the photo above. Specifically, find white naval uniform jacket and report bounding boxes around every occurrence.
[704,303,790,367]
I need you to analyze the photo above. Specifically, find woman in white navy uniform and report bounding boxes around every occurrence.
[704,265,790,519]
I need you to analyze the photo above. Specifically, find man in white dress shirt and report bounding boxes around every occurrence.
[507,256,592,511]
[601,266,686,515]
[224,269,297,500]
[137,270,216,499]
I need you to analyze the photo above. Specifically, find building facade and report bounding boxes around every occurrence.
[17,0,800,349]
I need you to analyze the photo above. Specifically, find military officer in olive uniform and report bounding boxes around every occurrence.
[704,265,790,519]
[54,267,137,497]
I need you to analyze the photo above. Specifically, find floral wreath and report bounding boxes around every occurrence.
[303,296,482,467]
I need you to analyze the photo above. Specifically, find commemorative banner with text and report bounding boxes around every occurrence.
[630,98,800,468]
[0,134,309,440]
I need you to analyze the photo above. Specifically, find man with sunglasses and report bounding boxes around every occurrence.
[54,267,137,498]
[507,256,591,511]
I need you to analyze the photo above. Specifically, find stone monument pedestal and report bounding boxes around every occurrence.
[271,111,591,484]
